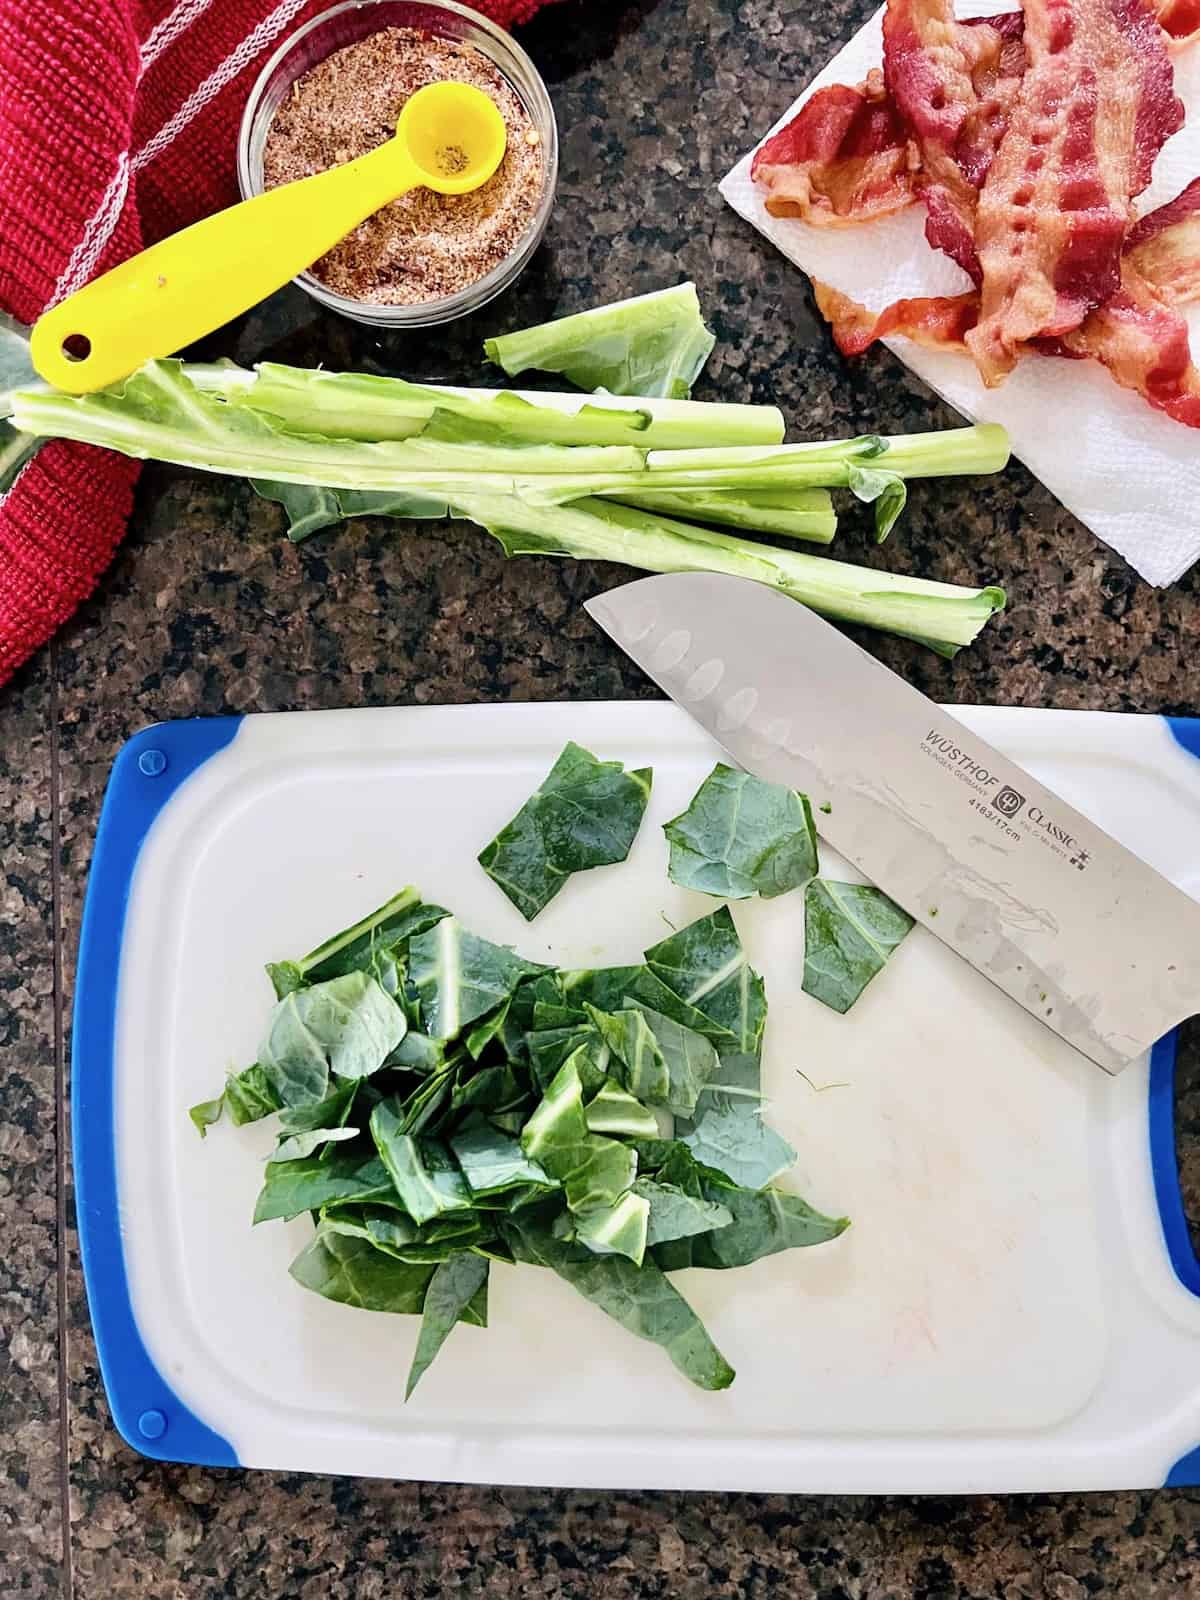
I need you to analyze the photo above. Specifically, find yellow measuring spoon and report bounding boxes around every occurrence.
[31,81,508,395]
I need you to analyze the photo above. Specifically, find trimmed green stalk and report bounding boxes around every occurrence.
[610,486,837,544]
[186,361,787,449]
[10,362,1005,654]
[10,368,646,481]
[252,483,999,653]
[12,367,1004,505]
[634,426,1011,487]
[450,493,1004,656]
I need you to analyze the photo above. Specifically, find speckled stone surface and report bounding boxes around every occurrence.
[8,0,1200,1591]
[0,655,63,1598]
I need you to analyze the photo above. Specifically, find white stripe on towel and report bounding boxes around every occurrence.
[49,0,312,304]
[140,0,218,71]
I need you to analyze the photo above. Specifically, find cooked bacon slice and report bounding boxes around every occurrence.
[1059,262,1200,425]
[1126,177,1200,306]
[966,0,1185,386]
[883,0,1028,281]
[1151,0,1200,45]
[816,274,1200,429]
[814,282,979,354]
[750,72,916,226]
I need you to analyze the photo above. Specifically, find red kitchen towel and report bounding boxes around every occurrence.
[0,0,558,685]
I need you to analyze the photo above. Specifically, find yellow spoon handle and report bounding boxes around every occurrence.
[31,141,419,394]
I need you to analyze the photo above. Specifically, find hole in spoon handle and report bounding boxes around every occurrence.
[30,305,111,394]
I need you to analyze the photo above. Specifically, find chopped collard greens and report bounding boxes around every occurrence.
[194,885,848,1396]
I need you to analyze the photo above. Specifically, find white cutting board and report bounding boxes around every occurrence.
[73,702,1200,1491]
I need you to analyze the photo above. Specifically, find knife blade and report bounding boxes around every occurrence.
[585,571,1200,1075]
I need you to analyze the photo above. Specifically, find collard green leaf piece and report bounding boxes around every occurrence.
[0,312,37,418]
[520,1058,636,1213]
[189,1062,282,1137]
[680,1050,763,1128]
[585,1005,670,1106]
[259,971,406,1107]
[451,1123,555,1198]
[316,1205,387,1243]
[563,1137,638,1213]
[365,945,405,1001]
[644,907,766,1053]
[264,889,448,996]
[478,742,652,921]
[680,1100,796,1192]
[253,480,451,543]
[270,1125,360,1164]
[622,1002,718,1118]
[266,961,306,1000]
[574,1191,650,1266]
[406,1251,492,1399]
[509,972,566,1031]
[277,1076,359,1135]
[397,1062,460,1138]
[300,889,448,985]
[504,1220,734,1391]
[519,1055,596,1163]
[847,463,907,543]
[557,1040,610,1099]
[531,1000,586,1030]
[483,283,717,400]
[0,422,39,495]
[465,998,512,1060]
[289,1224,435,1313]
[558,964,646,1013]
[451,1061,526,1118]
[254,1148,400,1224]
[370,1104,472,1225]
[632,1138,702,1182]
[664,764,818,901]
[584,1079,659,1139]
[526,1026,607,1091]
[634,1178,733,1247]
[473,1235,517,1265]
[409,917,551,1039]
[676,1179,849,1269]
[802,878,915,1014]
[188,1095,225,1138]
[324,1207,490,1266]
[623,967,738,1047]
[389,1031,446,1074]
[225,1064,285,1123]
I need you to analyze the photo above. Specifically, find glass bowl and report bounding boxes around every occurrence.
[237,0,558,328]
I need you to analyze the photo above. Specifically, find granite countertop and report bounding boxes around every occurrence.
[4,0,1200,1593]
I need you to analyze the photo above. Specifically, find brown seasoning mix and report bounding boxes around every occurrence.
[263,27,545,305]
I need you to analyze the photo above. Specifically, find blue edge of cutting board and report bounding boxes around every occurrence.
[73,714,1200,1482]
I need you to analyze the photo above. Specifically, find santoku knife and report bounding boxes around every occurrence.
[585,571,1200,1075]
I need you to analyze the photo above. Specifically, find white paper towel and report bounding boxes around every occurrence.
[720,5,1200,587]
